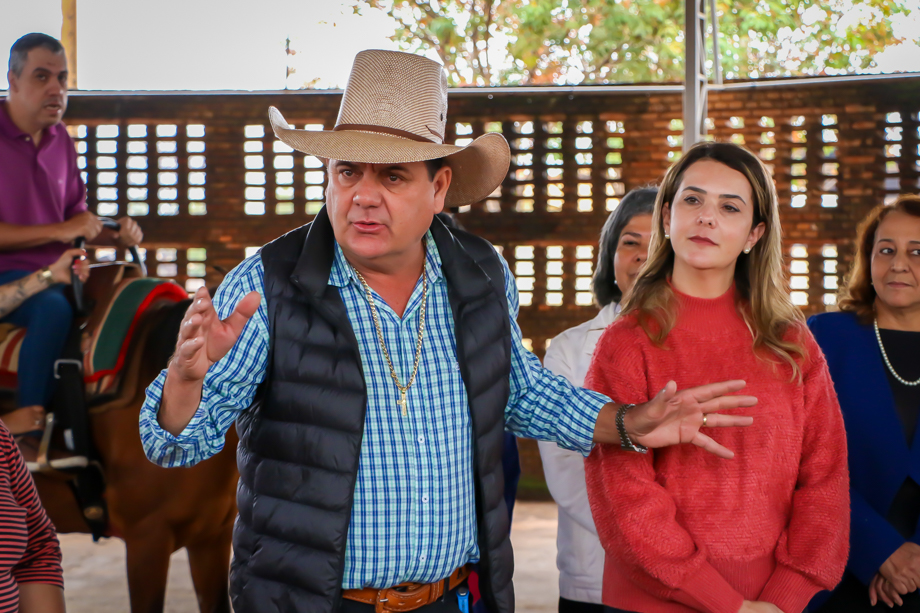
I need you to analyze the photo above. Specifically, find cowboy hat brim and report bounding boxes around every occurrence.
[268,106,510,207]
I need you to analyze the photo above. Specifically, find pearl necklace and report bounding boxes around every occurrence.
[874,318,920,387]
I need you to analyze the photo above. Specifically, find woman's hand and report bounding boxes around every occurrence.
[48,248,88,285]
[874,542,920,603]
[871,572,906,607]
[738,601,783,613]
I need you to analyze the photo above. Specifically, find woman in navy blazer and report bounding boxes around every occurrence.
[809,195,920,611]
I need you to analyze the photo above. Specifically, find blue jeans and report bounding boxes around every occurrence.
[0,270,73,408]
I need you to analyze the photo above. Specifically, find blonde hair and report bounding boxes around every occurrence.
[621,142,806,380]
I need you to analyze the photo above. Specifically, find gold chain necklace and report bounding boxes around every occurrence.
[353,267,428,416]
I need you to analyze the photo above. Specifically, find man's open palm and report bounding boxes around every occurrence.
[172,286,261,382]
[631,380,757,459]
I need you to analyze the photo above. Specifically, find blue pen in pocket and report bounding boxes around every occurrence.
[457,586,470,613]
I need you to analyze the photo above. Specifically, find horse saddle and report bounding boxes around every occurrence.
[0,263,188,401]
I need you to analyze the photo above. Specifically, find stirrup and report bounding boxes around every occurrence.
[25,412,88,473]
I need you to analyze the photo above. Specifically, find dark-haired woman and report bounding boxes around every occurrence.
[538,187,656,613]
[810,195,920,612]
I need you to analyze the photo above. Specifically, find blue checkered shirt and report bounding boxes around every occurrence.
[139,231,608,589]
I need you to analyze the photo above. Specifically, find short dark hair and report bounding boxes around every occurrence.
[9,33,65,77]
[592,186,657,306]
[424,157,445,181]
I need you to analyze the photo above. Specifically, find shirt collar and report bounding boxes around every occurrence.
[587,301,621,331]
[329,230,444,289]
[0,102,26,140]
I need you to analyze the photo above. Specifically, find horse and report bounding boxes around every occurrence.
[21,284,239,613]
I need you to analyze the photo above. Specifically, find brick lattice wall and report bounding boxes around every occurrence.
[59,75,920,493]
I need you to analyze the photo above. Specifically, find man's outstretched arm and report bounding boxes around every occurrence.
[157,285,261,436]
[0,211,102,251]
[499,254,754,458]
[140,256,267,467]
[594,380,756,459]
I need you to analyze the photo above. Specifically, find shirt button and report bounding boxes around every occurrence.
[419,554,427,562]
[417,436,424,444]
[422,495,429,503]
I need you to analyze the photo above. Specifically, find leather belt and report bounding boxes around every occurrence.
[342,565,471,613]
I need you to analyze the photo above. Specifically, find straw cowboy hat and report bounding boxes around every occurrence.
[268,49,510,207]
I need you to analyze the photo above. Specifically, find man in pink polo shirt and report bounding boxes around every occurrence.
[0,33,143,437]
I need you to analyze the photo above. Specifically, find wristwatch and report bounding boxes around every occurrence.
[38,266,53,285]
[616,403,649,454]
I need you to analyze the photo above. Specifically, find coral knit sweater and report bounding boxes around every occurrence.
[584,286,849,613]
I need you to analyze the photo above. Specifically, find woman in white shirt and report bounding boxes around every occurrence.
[539,187,656,613]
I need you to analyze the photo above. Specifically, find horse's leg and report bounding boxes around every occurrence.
[125,529,174,613]
[186,528,233,613]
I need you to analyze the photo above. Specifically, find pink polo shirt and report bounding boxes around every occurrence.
[0,101,87,273]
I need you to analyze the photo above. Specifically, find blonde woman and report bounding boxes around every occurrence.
[584,142,849,613]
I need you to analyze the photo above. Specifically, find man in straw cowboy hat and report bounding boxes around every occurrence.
[139,50,756,613]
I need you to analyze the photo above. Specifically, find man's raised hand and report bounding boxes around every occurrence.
[170,286,261,383]
[626,380,756,459]
[159,287,259,436]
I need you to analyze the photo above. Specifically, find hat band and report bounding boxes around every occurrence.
[333,123,441,144]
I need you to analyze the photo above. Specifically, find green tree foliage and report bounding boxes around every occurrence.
[359,0,913,85]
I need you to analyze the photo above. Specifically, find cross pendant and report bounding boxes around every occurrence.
[397,389,408,417]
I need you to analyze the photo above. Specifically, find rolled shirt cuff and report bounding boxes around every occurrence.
[138,369,214,467]
[555,389,609,457]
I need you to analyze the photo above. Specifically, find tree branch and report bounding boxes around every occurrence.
[481,0,495,83]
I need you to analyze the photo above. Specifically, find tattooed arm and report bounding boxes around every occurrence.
[0,249,88,318]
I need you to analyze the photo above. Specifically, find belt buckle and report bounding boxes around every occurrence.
[374,588,390,613]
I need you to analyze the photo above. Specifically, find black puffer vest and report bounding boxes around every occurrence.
[230,207,515,613]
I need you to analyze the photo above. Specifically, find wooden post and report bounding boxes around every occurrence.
[61,0,77,89]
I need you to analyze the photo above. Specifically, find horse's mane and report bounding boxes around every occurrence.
[147,298,193,372]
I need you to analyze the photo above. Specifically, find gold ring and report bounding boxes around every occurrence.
[702,415,708,427]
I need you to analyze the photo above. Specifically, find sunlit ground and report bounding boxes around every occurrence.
[60,533,197,612]
[60,501,560,613]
